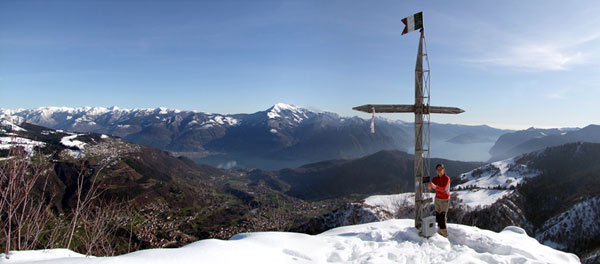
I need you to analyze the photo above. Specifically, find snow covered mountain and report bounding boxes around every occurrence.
[487,125,600,161]
[0,219,579,264]
[535,197,600,252]
[1,104,509,169]
[0,120,47,156]
[294,142,600,263]
[452,154,541,210]
[489,127,572,161]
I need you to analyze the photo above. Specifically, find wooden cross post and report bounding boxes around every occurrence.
[352,28,464,236]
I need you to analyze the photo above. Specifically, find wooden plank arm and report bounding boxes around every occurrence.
[428,106,465,114]
[353,104,464,114]
[352,104,415,113]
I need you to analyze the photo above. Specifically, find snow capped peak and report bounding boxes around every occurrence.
[86,106,110,116]
[157,107,169,115]
[271,102,299,112]
[36,106,77,113]
[267,103,310,123]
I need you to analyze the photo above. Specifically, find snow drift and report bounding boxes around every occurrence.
[0,219,578,264]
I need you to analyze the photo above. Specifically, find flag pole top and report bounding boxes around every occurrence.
[401,12,424,35]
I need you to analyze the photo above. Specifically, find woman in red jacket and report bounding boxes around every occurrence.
[428,163,450,238]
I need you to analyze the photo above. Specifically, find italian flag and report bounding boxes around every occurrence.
[401,12,423,35]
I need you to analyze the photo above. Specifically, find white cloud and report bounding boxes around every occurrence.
[472,46,578,71]
[466,34,599,72]
[452,2,600,73]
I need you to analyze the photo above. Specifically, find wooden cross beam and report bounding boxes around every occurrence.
[352,104,464,114]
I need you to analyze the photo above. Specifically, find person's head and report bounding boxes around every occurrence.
[436,164,445,176]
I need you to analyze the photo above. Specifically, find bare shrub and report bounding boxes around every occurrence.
[0,143,52,257]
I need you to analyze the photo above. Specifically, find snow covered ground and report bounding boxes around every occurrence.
[60,134,87,149]
[364,189,511,214]
[0,136,46,154]
[456,156,540,190]
[452,189,511,209]
[363,193,433,214]
[449,155,542,210]
[0,219,578,264]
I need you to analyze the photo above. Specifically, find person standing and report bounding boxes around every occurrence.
[428,163,450,238]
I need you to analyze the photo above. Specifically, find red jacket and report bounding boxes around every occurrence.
[431,174,451,200]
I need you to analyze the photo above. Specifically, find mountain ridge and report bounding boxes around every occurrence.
[488,125,599,161]
[1,103,510,169]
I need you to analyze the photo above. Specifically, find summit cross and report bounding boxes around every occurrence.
[352,12,464,237]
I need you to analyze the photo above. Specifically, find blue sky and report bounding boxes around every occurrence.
[1,0,599,129]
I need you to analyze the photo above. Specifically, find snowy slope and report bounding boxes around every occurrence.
[0,136,45,154]
[331,156,542,219]
[363,193,434,217]
[364,189,511,214]
[364,193,427,213]
[60,134,87,149]
[293,193,434,234]
[456,156,540,189]
[0,119,26,132]
[535,197,600,250]
[0,118,46,155]
[450,155,541,210]
[452,189,513,209]
[0,219,579,264]
[365,189,514,211]
[303,188,520,234]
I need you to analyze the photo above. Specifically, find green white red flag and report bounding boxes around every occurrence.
[401,12,423,35]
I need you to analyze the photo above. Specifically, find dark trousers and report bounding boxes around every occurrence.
[434,198,449,229]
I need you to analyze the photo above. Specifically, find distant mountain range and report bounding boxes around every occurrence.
[0,103,509,169]
[488,125,600,161]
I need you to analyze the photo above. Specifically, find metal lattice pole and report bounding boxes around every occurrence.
[414,29,425,232]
